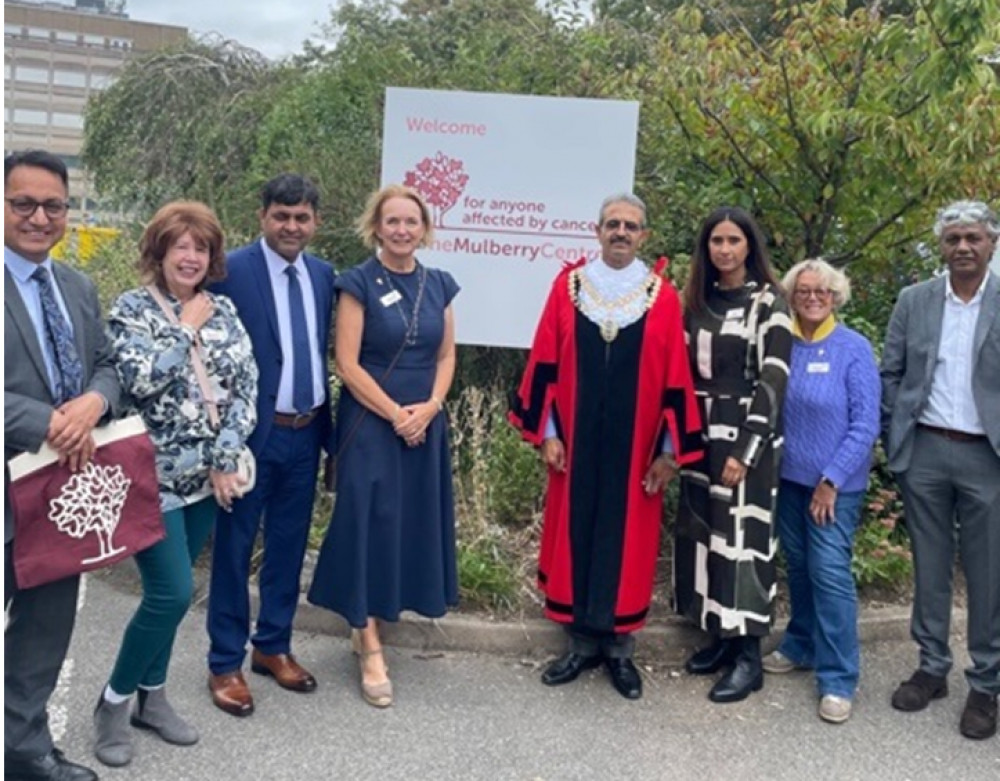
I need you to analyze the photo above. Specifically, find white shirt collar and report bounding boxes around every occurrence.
[259,237,304,277]
[945,271,988,304]
[4,246,54,283]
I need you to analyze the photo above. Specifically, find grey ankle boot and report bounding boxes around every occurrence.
[132,687,199,745]
[94,695,134,767]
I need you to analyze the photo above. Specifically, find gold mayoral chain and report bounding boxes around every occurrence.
[569,268,662,343]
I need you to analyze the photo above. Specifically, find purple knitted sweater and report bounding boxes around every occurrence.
[780,323,881,493]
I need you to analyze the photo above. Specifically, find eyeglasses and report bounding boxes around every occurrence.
[603,219,643,233]
[793,287,832,302]
[5,197,70,218]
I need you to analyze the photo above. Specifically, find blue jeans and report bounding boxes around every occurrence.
[776,480,864,699]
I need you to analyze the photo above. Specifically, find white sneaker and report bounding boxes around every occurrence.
[819,694,852,724]
[762,650,799,674]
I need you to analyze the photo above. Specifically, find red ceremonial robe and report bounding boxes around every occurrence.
[509,258,702,634]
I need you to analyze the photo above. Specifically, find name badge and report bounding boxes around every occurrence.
[725,308,744,320]
[807,362,830,374]
[379,290,402,307]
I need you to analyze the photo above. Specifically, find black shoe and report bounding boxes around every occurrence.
[959,690,998,740]
[708,657,764,703]
[685,638,737,676]
[891,670,948,712]
[541,652,602,686]
[605,658,642,700]
[4,748,98,781]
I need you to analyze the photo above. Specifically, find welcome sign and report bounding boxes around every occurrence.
[381,87,640,348]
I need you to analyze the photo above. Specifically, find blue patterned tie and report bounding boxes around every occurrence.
[32,266,83,404]
[285,265,313,414]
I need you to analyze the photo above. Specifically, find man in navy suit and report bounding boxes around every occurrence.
[206,174,335,716]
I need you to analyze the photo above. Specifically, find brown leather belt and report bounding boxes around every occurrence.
[274,409,320,429]
[917,423,987,443]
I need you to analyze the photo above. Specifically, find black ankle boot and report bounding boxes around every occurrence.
[685,638,737,676]
[708,637,763,703]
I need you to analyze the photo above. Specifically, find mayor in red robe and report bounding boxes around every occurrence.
[509,193,702,699]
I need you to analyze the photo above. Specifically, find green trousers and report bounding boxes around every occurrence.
[108,497,216,694]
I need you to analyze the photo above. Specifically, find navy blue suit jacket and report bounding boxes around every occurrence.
[211,240,336,456]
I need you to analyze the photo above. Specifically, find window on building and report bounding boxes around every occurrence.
[13,108,47,126]
[16,66,50,85]
[52,69,87,88]
[4,24,24,37]
[51,112,85,129]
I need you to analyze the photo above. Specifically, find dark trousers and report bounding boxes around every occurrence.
[4,542,79,760]
[207,421,321,674]
[108,498,216,694]
[898,428,1000,696]
[567,625,635,660]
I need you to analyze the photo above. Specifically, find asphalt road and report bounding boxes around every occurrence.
[44,575,997,781]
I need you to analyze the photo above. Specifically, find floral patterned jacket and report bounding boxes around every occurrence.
[107,287,259,511]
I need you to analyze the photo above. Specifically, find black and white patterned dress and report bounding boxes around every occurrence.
[673,282,792,637]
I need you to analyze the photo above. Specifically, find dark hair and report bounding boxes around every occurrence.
[138,201,227,291]
[683,206,782,313]
[260,173,320,211]
[4,149,69,187]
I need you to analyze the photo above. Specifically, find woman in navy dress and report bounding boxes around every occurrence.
[308,184,459,708]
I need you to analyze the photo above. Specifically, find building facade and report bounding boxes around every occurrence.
[4,0,186,222]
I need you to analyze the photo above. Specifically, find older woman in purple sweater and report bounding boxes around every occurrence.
[764,259,880,724]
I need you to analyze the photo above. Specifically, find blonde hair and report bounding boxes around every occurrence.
[782,258,851,309]
[355,184,434,250]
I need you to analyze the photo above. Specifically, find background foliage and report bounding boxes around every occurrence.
[78,0,998,603]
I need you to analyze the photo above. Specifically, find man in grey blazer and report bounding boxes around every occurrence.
[5,150,120,781]
[881,200,1000,740]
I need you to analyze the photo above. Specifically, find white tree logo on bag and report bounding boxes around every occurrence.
[48,463,131,564]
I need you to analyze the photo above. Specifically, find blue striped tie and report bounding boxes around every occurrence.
[32,266,83,404]
[285,265,313,414]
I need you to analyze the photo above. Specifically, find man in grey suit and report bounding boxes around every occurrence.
[881,200,1000,740]
[5,150,120,780]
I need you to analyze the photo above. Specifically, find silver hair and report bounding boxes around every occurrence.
[932,200,1000,238]
[597,193,647,227]
[781,258,851,310]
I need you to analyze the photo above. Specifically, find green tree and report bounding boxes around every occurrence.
[82,36,281,230]
[639,0,999,282]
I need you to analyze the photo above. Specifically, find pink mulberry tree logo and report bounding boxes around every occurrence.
[48,462,131,565]
[404,152,470,227]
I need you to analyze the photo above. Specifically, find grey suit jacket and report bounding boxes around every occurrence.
[4,262,121,543]
[880,271,1000,473]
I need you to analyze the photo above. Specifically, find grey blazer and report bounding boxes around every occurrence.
[3,262,121,543]
[880,271,1000,473]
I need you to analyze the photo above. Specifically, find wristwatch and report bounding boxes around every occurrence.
[821,477,839,491]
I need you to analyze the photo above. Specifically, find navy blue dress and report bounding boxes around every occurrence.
[308,257,460,627]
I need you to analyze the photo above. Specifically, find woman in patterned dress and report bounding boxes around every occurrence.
[94,202,258,767]
[674,206,792,703]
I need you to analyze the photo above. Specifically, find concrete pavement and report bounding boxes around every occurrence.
[42,572,997,781]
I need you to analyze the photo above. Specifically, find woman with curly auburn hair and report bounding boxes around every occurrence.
[93,201,258,768]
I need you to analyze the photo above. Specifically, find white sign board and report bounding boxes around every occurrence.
[381,87,640,348]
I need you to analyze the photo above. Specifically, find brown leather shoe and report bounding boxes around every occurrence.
[208,671,254,717]
[250,649,318,693]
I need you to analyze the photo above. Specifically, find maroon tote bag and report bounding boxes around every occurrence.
[7,416,165,590]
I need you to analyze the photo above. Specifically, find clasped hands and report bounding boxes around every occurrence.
[541,438,679,496]
[392,399,439,447]
[46,391,105,471]
[211,469,250,513]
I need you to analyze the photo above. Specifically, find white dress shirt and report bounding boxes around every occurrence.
[920,272,987,434]
[260,238,326,414]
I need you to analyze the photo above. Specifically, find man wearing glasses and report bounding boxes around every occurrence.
[510,193,702,700]
[4,150,120,780]
[881,200,1000,740]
